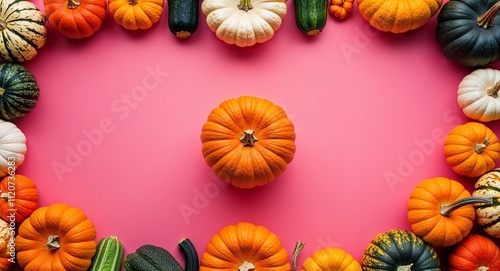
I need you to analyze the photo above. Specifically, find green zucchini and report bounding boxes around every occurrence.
[178,238,199,271]
[88,236,124,271]
[168,0,199,38]
[293,0,328,35]
[123,244,183,271]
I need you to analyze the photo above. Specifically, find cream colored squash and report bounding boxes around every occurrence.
[473,169,500,238]
[0,120,26,177]
[458,68,500,122]
[201,0,287,47]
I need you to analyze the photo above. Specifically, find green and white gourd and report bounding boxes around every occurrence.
[473,169,500,238]
[0,0,47,62]
[89,236,124,271]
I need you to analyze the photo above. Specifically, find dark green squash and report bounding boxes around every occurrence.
[0,63,40,121]
[168,0,199,38]
[436,0,500,68]
[123,244,183,271]
[362,229,441,271]
[293,0,328,36]
[178,238,199,271]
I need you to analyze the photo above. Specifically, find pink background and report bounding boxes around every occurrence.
[9,0,500,269]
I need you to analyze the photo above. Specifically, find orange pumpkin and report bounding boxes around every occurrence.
[329,0,353,19]
[108,0,164,30]
[407,177,492,247]
[15,203,97,271]
[200,222,291,271]
[301,247,361,271]
[201,96,296,189]
[448,234,500,271]
[43,0,107,39]
[0,174,39,223]
[0,219,14,271]
[444,122,500,178]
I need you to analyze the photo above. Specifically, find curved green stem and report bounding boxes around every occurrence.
[477,1,500,29]
[440,196,493,216]
[238,0,253,11]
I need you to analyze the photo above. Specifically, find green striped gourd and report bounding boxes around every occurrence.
[0,0,47,62]
[88,236,124,271]
[473,169,500,238]
[0,63,40,121]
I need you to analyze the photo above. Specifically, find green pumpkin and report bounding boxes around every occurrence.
[0,63,40,121]
[436,0,500,68]
[362,229,440,271]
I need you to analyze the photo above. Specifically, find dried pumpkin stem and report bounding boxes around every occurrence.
[67,0,81,9]
[44,235,61,251]
[440,196,493,216]
[292,241,306,271]
[0,88,4,97]
[0,192,8,199]
[475,138,490,154]
[487,81,500,98]
[0,20,6,31]
[240,130,258,146]
[238,0,253,11]
[128,0,139,5]
[477,1,500,29]
[238,261,255,271]
[397,263,413,271]
[478,266,489,271]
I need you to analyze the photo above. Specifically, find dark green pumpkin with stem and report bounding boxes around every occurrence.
[0,63,40,121]
[436,0,500,68]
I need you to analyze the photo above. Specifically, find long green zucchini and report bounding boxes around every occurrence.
[88,236,124,271]
[294,0,328,35]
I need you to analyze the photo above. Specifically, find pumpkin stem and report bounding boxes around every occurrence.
[397,264,413,271]
[292,241,306,271]
[240,130,258,146]
[128,0,139,5]
[238,261,255,271]
[238,0,253,11]
[0,88,4,97]
[67,0,81,9]
[477,1,500,29]
[440,196,493,216]
[487,81,500,98]
[0,20,6,31]
[478,266,489,271]
[475,138,490,154]
[44,235,61,251]
[0,192,8,200]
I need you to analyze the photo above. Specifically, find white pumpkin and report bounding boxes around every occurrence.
[0,120,26,177]
[0,0,47,62]
[201,0,287,47]
[458,68,500,122]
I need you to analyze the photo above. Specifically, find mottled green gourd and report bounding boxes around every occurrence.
[88,236,124,271]
[293,0,328,35]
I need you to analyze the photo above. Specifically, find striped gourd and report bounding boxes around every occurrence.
[0,0,47,62]
[0,63,40,121]
[473,169,500,238]
[88,236,124,271]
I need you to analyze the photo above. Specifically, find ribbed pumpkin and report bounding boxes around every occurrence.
[108,0,164,30]
[15,203,97,271]
[473,169,500,238]
[43,0,107,39]
[200,222,291,271]
[436,0,500,68]
[0,174,39,223]
[448,233,500,271]
[362,229,440,270]
[357,0,443,33]
[200,96,296,189]
[407,177,492,247]
[329,0,353,20]
[0,219,14,271]
[0,0,47,63]
[0,63,40,121]
[301,247,361,271]
[444,122,500,178]
[0,119,26,177]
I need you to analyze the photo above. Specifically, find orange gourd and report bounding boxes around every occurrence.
[448,234,500,271]
[0,174,39,223]
[200,222,291,271]
[201,96,296,189]
[407,177,492,247]
[108,0,164,30]
[444,122,500,178]
[301,247,361,271]
[0,219,14,271]
[43,0,107,39]
[329,0,353,19]
[15,203,97,271]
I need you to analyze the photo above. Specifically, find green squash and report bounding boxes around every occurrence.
[293,0,328,36]
[0,63,40,121]
[473,169,500,238]
[124,244,183,271]
[436,0,500,68]
[362,229,440,271]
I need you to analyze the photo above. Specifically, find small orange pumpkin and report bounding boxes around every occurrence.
[108,0,164,30]
[407,177,492,247]
[15,203,97,271]
[201,96,296,189]
[444,122,500,178]
[448,234,500,271]
[43,0,107,39]
[200,222,291,271]
[0,219,14,271]
[329,0,354,19]
[301,247,361,271]
[0,174,39,223]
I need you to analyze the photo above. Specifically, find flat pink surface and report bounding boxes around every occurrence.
[9,0,500,269]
